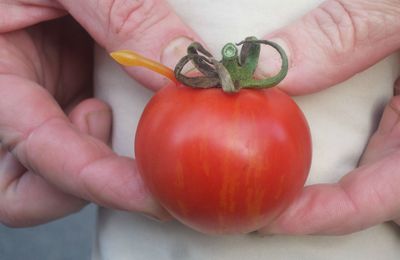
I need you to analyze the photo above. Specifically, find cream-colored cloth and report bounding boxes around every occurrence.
[93,1,400,259]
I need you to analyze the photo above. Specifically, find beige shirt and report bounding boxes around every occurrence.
[93,0,400,259]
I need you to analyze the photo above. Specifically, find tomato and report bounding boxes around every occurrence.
[135,82,312,234]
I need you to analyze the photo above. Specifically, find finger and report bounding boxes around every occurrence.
[0,147,86,227]
[68,98,112,143]
[359,95,400,165]
[260,156,400,235]
[0,74,168,219]
[258,0,400,95]
[0,1,66,33]
[57,0,199,90]
[261,96,400,235]
[0,97,109,227]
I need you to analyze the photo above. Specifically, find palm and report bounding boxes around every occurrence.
[22,17,93,111]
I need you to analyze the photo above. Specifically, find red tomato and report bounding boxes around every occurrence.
[135,82,312,234]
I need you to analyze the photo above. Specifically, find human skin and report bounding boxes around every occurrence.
[0,0,399,236]
[0,0,197,226]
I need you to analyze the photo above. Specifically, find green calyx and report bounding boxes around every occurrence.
[174,36,289,93]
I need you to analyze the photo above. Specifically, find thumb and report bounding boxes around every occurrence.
[258,0,400,95]
[57,0,198,90]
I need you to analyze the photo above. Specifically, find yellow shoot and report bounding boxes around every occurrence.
[110,50,177,83]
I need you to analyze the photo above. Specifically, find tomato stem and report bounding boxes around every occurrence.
[110,50,177,84]
[174,36,288,93]
[109,37,288,92]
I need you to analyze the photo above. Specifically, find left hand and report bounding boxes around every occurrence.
[258,0,400,235]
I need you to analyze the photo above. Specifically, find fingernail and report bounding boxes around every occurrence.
[141,212,168,223]
[254,38,291,80]
[141,205,172,223]
[86,110,112,143]
[161,36,193,69]
[257,223,282,236]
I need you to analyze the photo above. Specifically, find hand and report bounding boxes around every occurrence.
[0,0,198,227]
[257,0,400,235]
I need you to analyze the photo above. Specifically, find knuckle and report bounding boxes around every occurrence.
[107,0,171,40]
[0,202,28,228]
[303,0,360,57]
[389,95,400,113]
[303,0,400,59]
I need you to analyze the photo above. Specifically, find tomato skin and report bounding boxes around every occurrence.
[135,82,312,234]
